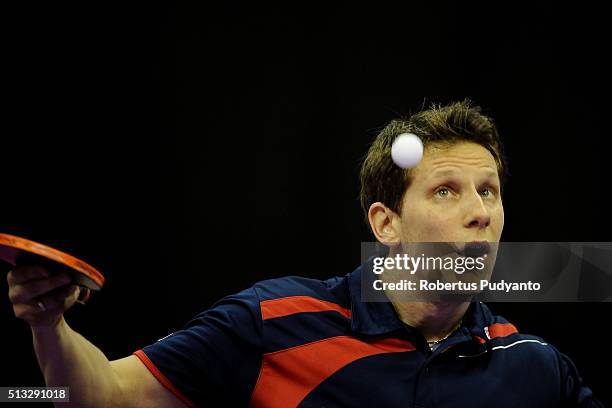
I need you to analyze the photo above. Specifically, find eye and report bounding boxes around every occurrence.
[480,187,495,198]
[435,187,451,198]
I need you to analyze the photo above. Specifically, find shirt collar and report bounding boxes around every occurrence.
[347,257,494,338]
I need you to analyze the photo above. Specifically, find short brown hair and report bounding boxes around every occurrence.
[359,99,508,226]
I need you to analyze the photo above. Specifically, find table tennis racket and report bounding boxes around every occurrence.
[0,233,105,298]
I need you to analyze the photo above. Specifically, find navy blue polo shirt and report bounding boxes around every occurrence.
[134,261,602,407]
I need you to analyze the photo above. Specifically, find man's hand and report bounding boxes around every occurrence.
[7,265,80,329]
[6,264,188,407]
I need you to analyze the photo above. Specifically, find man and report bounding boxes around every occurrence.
[8,100,603,407]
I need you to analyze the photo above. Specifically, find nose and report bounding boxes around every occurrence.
[463,190,491,229]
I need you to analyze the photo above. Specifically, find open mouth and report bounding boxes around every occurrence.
[455,241,490,258]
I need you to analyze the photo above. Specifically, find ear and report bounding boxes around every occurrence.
[367,202,401,247]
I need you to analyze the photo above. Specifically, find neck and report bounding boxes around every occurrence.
[390,300,469,343]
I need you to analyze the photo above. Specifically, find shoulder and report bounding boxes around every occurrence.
[189,273,350,327]
[476,305,599,405]
[253,274,349,303]
[250,274,351,321]
[480,303,564,370]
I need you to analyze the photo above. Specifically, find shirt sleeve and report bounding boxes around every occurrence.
[555,347,605,407]
[133,287,263,407]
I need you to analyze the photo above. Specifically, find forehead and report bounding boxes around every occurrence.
[411,141,499,180]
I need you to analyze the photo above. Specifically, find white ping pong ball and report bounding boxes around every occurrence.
[391,133,423,169]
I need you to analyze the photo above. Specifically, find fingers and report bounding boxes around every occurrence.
[7,265,50,285]
[12,284,79,322]
[38,284,81,312]
[8,264,81,329]
[7,264,90,328]
[8,272,72,304]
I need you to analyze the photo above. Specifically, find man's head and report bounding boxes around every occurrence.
[360,100,507,247]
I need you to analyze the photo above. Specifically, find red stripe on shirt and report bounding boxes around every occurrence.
[133,349,198,408]
[260,296,352,320]
[488,322,518,339]
[249,336,415,408]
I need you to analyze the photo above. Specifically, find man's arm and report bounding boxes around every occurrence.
[9,266,187,408]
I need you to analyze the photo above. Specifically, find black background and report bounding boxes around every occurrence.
[2,2,611,406]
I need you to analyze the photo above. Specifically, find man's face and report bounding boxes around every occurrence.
[397,141,504,245]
